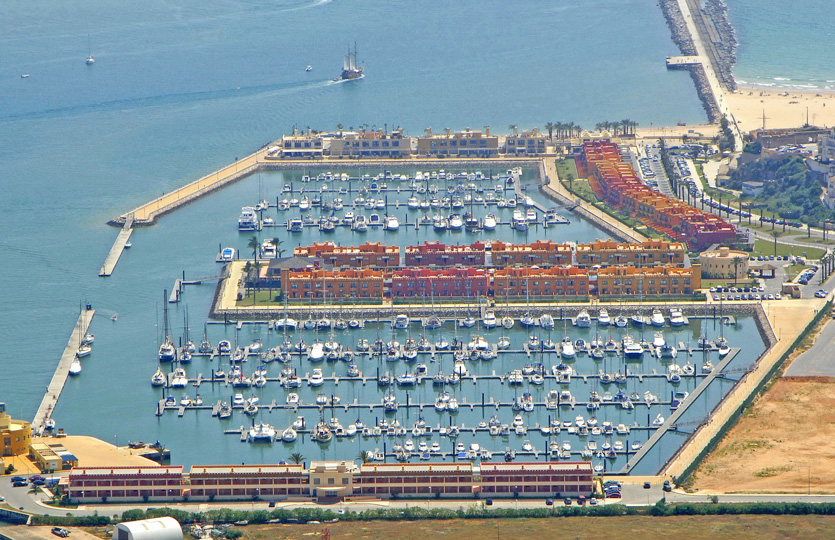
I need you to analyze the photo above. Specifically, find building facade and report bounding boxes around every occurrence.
[700,247,749,280]
[391,267,489,298]
[416,129,499,157]
[280,268,385,300]
[594,264,701,296]
[276,133,324,159]
[68,466,185,503]
[489,240,572,267]
[504,130,548,155]
[189,464,307,500]
[576,239,686,267]
[0,403,31,457]
[68,461,594,503]
[294,242,400,268]
[404,241,486,267]
[328,130,412,159]
[492,267,589,298]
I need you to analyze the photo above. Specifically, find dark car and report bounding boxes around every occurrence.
[563,497,572,505]
[30,475,45,482]
[10,475,25,482]
[13,480,28,487]
[545,498,553,506]
[643,482,652,489]
[32,479,46,486]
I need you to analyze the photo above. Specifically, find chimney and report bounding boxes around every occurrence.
[445,127,450,137]
[485,126,490,136]
[426,127,432,136]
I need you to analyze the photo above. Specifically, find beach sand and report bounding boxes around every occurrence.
[726,87,835,131]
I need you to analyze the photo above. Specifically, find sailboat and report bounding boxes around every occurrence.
[85,34,95,65]
[158,290,175,362]
[338,43,363,81]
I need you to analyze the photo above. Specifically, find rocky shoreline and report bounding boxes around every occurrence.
[703,0,738,92]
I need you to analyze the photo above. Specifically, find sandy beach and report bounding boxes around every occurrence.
[726,87,835,131]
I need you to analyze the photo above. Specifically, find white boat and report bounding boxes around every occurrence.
[614,315,628,328]
[652,332,666,349]
[238,207,259,231]
[81,332,95,345]
[69,357,82,376]
[391,314,410,329]
[501,315,515,329]
[170,367,189,388]
[623,341,644,360]
[449,214,464,230]
[560,337,576,359]
[526,209,537,222]
[483,214,497,230]
[650,309,666,327]
[150,367,166,386]
[598,309,610,326]
[482,311,497,328]
[248,423,276,442]
[385,216,400,231]
[575,310,591,328]
[539,313,555,329]
[77,344,92,358]
[281,426,297,442]
[309,368,324,386]
[669,307,686,327]
[308,341,325,361]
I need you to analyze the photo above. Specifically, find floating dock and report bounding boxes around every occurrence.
[99,215,133,277]
[32,308,95,434]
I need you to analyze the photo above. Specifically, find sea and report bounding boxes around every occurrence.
[728,0,835,92]
[0,0,786,471]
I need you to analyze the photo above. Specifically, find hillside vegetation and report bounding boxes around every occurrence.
[728,154,831,226]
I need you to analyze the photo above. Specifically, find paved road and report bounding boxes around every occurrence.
[784,317,835,376]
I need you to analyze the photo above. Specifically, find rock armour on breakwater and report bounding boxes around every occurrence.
[702,0,737,92]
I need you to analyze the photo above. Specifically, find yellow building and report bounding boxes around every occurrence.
[0,403,32,457]
[29,441,78,472]
[700,246,749,280]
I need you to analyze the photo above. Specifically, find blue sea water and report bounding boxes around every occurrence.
[727,0,835,91]
[0,0,762,471]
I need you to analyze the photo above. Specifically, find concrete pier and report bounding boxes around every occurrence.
[99,215,133,277]
[32,308,95,434]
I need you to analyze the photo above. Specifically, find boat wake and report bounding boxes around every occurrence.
[0,78,341,123]
[327,74,365,85]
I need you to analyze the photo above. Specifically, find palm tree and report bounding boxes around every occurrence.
[247,235,260,260]
[508,124,518,136]
[357,450,373,463]
[545,122,555,140]
[272,237,283,259]
[289,452,306,464]
[771,231,781,257]
[732,256,744,285]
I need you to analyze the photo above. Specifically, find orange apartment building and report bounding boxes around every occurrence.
[582,140,736,249]
[404,241,486,267]
[391,267,489,297]
[491,266,589,298]
[489,240,572,267]
[280,268,384,299]
[576,239,686,267]
[479,462,593,496]
[294,241,400,268]
[595,264,701,296]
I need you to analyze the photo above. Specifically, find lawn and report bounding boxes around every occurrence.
[752,239,825,260]
[554,157,579,181]
[562,179,599,203]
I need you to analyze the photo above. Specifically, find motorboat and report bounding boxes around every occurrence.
[560,337,576,359]
[391,314,410,329]
[483,214,497,230]
[575,310,591,328]
[309,368,324,386]
[653,332,666,349]
[501,315,515,329]
[308,341,325,362]
[281,426,297,442]
[650,309,666,327]
[385,216,400,231]
[669,307,686,327]
[247,423,276,442]
[539,313,555,329]
[614,315,628,328]
[424,315,443,329]
[459,315,476,328]
[482,311,497,328]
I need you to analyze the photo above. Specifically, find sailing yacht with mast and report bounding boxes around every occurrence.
[338,44,364,81]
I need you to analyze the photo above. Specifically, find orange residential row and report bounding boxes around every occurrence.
[581,140,736,249]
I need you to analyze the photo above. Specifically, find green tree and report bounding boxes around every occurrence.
[247,235,260,260]
[771,230,781,257]
[545,122,555,140]
[272,237,283,259]
[289,452,305,464]
[357,450,373,463]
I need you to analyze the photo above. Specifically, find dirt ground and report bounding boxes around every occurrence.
[692,378,835,493]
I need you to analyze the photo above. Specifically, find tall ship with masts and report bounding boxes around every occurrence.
[339,44,364,81]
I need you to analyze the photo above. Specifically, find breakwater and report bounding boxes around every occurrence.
[658,0,732,123]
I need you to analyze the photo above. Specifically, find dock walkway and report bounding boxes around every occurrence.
[99,215,133,277]
[32,308,95,434]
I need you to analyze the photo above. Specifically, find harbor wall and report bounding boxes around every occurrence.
[0,509,30,526]
[664,301,828,483]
